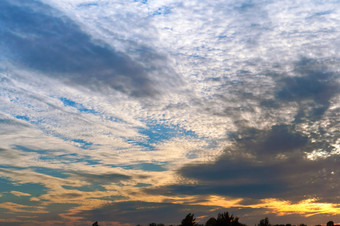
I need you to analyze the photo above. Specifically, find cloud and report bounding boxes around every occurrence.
[10,191,31,197]
[275,58,340,121]
[147,127,292,197]
[71,172,131,184]
[0,0,180,98]
[79,201,219,225]
[144,57,340,208]
[0,0,340,225]
[157,123,340,203]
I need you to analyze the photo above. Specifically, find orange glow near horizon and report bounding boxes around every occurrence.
[254,198,340,217]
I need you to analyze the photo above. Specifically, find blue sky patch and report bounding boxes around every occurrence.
[84,159,101,165]
[15,115,30,121]
[0,192,40,206]
[138,163,167,172]
[15,145,49,154]
[0,177,17,193]
[128,122,197,150]
[153,6,171,16]
[134,0,148,4]
[15,183,46,197]
[31,167,69,179]
[72,139,93,149]
[0,165,24,170]
[59,97,98,114]
[135,122,197,149]
[0,178,46,197]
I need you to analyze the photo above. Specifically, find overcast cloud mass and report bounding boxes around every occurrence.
[0,0,340,225]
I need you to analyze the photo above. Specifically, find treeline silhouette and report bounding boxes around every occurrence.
[92,212,337,226]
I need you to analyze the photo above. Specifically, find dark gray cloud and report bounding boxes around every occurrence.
[79,201,225,225]
[231,125,308,157]
[275,58,340,121]
[146,124,340,202]
[211,58,340,133]
[144,58,340,203]
[0,0,179,97]
[71,172,131,184]
[277,60,337,103]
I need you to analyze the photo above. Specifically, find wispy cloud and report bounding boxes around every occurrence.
[10,191,32,197]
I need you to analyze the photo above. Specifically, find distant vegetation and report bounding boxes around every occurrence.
[92,212,336,226]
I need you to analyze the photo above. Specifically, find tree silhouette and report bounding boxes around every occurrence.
[258,218,270,226]
[206,217,217,226]
[180,213,198,226]
[133,212,330,226]
[148,223,165,226]
[92,221,99,226]
[327,221,334,226]
[216,212,241,226]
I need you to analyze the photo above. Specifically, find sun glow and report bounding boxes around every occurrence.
[252,198,340,217]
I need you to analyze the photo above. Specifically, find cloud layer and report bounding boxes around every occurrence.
[0,0,340,225]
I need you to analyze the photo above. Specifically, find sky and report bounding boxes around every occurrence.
[0,0,340,225]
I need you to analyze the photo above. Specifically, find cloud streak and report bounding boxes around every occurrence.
[0,0,180,98]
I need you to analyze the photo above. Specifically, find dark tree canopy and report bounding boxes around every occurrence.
[181,213,198,226]
[216,212,242,226]
[132,212,335,226]
[206,217,217,226]
[259,218,270,226]
[327,221,334,226]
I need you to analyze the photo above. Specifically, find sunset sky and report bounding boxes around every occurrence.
[1,0,340,225]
